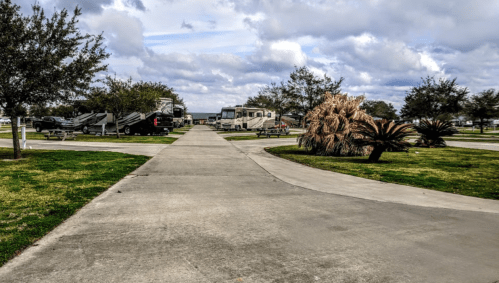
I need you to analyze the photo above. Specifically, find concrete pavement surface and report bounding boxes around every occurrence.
[446,140,499,151]
[0,139,169,156]
[231,139,499,214]
[1,126,499,282]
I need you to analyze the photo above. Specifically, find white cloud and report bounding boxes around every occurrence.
[84,9,145,57]
[15,0,499,113]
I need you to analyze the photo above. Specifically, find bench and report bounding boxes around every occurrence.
[44,129,78,141]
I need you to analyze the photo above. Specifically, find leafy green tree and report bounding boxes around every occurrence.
[245,93,272,109]
[0,0,109,158]
[30,104,51,118]
[400,76,469,121]
[360,100,398,120]
[246,81,293,126]
[50,105,75,118]
[287,66,343,124]
[86,77,161,138]
[463,89,499,133]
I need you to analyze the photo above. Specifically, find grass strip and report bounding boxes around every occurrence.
[0,147,150,266]
[265,145,499,200]
[225,134,300,141]
[0,132,177,144]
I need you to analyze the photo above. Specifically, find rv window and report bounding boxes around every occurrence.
[249,112,254,117]
[222,110,235,119]
[257,112,262,117]
[267,113,272,118]
[236,112,242,118]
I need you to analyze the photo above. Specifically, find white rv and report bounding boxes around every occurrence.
[220,106,275,131]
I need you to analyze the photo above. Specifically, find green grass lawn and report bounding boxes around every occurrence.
[266,145,499,200]
[176,125,193,132]
[0,132,177,144]
[0,148,150,266]
[225,134,300,141]
[169,131,185,135]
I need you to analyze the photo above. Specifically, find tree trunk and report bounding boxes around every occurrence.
[368,146,385,162]
[480,119,484,134]
[116,119,120,139]
[11,116,21,159]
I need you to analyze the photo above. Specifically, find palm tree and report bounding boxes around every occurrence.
[354,119,412,162]
[413,119,458,148]
[298,92,372,156]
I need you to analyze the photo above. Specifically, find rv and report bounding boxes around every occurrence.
[220,105,275,131]
[184,114,193,125]
[74,98,174,135]
[207,116,216,126]
[173,106,184,128]
[215,113,222,130]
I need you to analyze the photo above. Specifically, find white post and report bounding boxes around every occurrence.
[102,123,106,136]
[22,126,26,149]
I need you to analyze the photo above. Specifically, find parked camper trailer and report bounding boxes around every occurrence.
[173,106,184,128]
[220,106,276,131]
[184,114,193,125]
[74,98,174,135]
[215,113,222,130]
[207,116,216,126]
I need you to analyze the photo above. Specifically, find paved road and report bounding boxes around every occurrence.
[1,126,498,282]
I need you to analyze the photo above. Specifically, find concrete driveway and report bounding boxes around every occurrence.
[1,126,498,282]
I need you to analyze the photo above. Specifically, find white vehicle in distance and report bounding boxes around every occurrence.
[220,105,275,131]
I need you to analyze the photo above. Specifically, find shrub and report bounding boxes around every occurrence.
[354,119,412,162]
[413,119,458,147]
[297,92,372,156]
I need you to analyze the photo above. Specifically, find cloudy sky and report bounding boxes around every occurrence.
[17,0,499,113]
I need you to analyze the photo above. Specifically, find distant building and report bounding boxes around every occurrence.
[190,113,220,125]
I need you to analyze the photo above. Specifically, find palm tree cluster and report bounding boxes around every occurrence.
[298,92,413,162]
[413,119,458,148]
[298,92,372,156]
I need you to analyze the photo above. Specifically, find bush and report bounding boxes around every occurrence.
[413,119,458,147]
[297,92,372,156]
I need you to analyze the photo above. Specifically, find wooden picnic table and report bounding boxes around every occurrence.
[44,129,78,141]
[256,128,289,138]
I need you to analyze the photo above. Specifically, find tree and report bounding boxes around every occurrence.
[86,76,162,138]
[246,81,293,126]
[354,119,412,162]
[297,92,372,156]
[30,104,51,118]
[245,93,272,109]
[50,104,75,118]
[463,89,499,133]
[400,76,469,121]
[360,100,398,120]
[287,66,344,125]
[134,82,186,115]
[0,0,109,159]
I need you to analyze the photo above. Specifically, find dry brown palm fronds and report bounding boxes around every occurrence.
[298,92,373,156]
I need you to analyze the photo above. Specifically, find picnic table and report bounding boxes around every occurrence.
[256,127,289,138]
[44,129,78,141]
